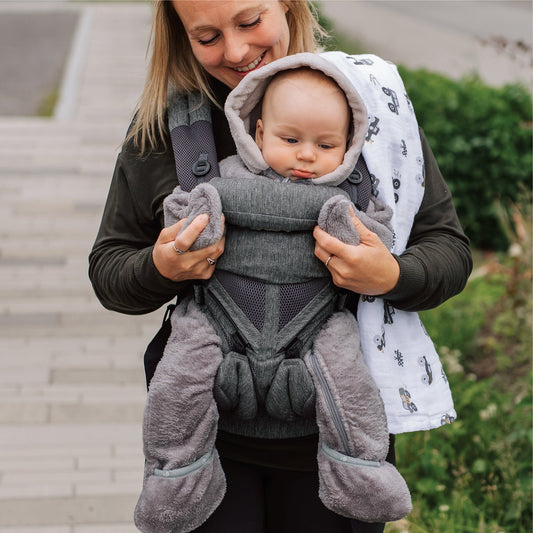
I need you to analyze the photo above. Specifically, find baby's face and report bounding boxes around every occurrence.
[255,75,350,180]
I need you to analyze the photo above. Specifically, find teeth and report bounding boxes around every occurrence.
[234,53,264,73]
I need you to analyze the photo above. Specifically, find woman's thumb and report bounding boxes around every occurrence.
[350,208,374,243]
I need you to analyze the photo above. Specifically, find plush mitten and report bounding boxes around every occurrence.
[305,310,412,522]
[163,182,223,249]
[318,195,394,250]
[134,297,226,533]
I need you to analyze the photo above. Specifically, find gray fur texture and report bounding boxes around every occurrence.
[134,297,226,533]
[305,310,412,522]
[318,195,394,251]
[163,183,223,251]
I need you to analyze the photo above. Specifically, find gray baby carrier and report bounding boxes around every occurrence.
[164,112,376,436]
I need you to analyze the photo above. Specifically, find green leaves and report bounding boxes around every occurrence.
[398,67,532,250]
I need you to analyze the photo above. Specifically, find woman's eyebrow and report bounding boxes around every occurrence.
[189,3,267,33]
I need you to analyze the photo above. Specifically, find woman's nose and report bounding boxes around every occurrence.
[223,32,250,64]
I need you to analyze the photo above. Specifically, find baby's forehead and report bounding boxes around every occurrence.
[265,68,342,98]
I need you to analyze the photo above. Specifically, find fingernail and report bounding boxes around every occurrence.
[198,213,208,223]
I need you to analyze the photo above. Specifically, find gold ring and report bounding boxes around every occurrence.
[325,255,333,267]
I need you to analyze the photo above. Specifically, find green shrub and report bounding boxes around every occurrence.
[317,3,532,250]
[397,67,532,250]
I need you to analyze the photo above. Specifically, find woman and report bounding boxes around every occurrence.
[89,2,472,532]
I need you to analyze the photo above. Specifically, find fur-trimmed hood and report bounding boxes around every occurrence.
[224,53,368,187]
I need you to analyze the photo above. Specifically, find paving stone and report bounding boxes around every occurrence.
[0,402,49,424]
[0,456,75,472]
[74,525,138,533]
[0,526,70,533]
[74,481,140,497]
[0,445,111,459]
[51,368,144,386]
[0,484,74,500]
[49,403,143,424]
[77,454,142,471]
[0,495,138,527]
[0,424,142,448]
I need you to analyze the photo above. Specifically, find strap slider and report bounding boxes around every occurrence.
[347,168,363,184]
[192,153,211,177]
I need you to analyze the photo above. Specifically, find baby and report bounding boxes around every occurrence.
[255,67,351,181]
[135,59,411,533]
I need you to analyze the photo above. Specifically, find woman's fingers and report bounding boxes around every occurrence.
[171,213,209,253]
[153,214,225,282]
[313,218,399,295]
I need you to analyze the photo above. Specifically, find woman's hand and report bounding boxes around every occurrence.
[153,214,226,282]
[313,211,399,296]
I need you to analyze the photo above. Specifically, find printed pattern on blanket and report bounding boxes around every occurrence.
[321,52,456,433]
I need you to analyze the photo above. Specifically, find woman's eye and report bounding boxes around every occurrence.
[240,16,262,29]
[197,34,219,45]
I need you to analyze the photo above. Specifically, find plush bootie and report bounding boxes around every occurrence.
[308,195,411,522]
[134,297,225,533]
[305,310,412,522]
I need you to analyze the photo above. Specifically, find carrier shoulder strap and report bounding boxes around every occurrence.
[168,92,220,193]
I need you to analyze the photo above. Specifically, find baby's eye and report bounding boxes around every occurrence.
[319,144,333,150]
[285,138,298,144]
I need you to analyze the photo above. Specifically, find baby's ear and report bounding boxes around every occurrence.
[255,119,264,150]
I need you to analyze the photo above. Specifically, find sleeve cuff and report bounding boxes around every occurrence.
[383,254,428,303]
[134,246,189,296]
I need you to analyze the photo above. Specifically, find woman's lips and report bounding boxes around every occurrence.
[231,52,266,75]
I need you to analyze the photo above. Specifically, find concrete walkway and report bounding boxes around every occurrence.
[0,2,158,531]
[320,0,532,88]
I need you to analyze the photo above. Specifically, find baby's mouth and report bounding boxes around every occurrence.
[232,52,266,73]
[292,169,314,179]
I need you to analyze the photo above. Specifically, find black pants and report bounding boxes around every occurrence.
[195,455,389,533]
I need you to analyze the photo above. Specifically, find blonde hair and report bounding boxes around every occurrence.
[128,1,327,153]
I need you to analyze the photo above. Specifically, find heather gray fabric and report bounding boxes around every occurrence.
[134,297,226,533]
[305,309,412,522]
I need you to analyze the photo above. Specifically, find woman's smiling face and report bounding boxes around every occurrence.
[172,0,290,88]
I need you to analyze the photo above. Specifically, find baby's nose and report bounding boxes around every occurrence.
[297,145,316,161]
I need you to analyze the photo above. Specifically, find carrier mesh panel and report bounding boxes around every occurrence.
[171,121,220,193]
[278,278,329,331]
[215,270,266,331]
